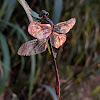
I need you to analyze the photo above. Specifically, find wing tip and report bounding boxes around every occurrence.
[17,48,23,56]
[17,46,27,56]
[17,50,30,56]
[71,18,76,25]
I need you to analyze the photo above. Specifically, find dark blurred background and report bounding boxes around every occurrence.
[0,0,100,100]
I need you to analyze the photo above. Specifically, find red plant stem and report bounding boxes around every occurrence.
[48,38,60,98]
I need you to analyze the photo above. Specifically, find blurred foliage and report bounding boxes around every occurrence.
[0,0,100,100]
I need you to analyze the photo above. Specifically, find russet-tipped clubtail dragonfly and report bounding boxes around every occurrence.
[18,10,76,98]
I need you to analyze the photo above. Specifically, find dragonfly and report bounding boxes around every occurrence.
[18,10,76,98]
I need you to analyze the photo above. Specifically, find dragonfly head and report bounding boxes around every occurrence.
[39,10,49,18]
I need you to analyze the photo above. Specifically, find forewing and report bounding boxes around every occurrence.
[54,18,76,34]
[18,39,47,56]
[50,32,66,48]
[28,21,52,40]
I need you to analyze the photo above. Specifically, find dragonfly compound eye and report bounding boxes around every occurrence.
[39,10,49,17]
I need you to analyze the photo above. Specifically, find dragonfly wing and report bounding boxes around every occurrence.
[18,39,48,56]
[28,21,52,40]
[54,18,76,34]
[50,32,66,48]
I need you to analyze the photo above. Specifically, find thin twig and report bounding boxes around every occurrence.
[19,0,33,22]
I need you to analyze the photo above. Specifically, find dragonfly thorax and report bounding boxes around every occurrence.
[39,10,54,28]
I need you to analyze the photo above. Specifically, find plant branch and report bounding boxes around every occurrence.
[18,0,33,22]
